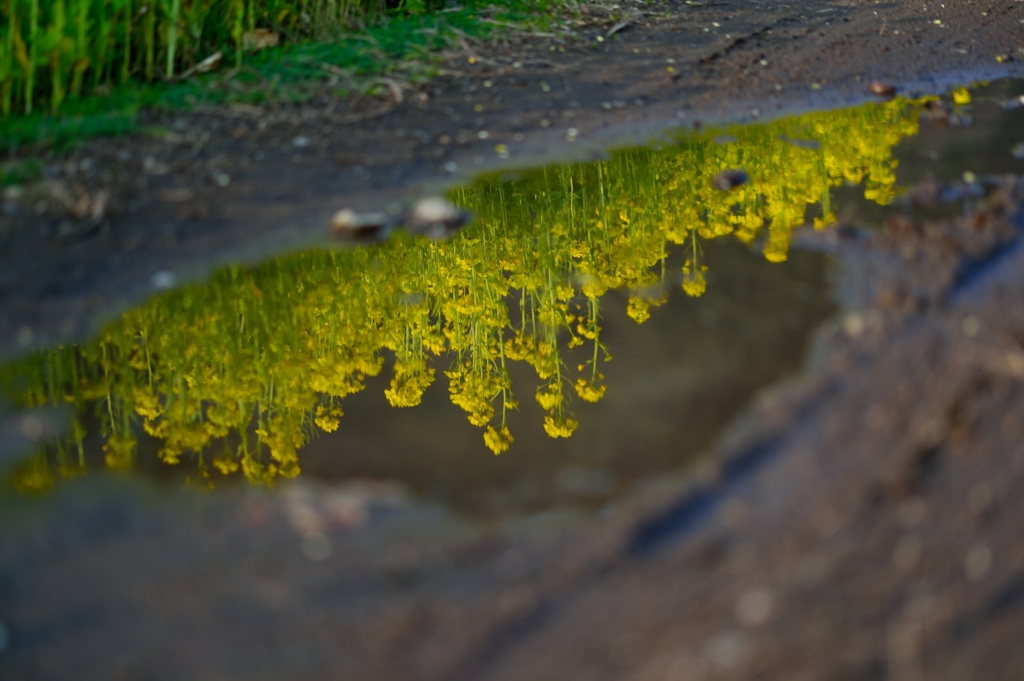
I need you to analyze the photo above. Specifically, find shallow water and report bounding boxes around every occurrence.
[1,79,1022,516]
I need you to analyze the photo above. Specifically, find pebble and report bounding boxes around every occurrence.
[151,271,176,290]
[1001,94,1024,110]
[869,80,896,97]
[965,543,992,582]
[330,208,393,241]
[405,197,471,239]
[735,588,775,626]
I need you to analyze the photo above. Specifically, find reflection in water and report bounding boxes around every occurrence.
[0,98,922,491]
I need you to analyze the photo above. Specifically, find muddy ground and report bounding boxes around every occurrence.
[2,178,1024,681]
[1,0,1023,358]
[2,1,1024,680]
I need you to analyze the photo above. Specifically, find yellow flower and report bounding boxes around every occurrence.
[484,425,514,454]
[575,379,607,403]
[543,416,579,438]
[314,404,343,432]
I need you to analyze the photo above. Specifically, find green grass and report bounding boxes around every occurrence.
[0,0,561,151]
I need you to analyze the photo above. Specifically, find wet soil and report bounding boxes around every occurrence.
[2,4,1024,680]
[2,0,1023,358]
[1,178,1023,681]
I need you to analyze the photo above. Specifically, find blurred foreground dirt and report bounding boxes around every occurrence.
[1,179,1023,680]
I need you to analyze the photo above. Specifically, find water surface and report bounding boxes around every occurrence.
[2,81,1021,515]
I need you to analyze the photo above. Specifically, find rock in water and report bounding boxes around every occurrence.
[869,80,896,97]
[712,169,750,191]
[330,209,395,241]
[404,197,472,239]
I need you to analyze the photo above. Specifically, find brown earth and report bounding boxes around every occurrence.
[1,0,1023,358]
[3,2,1024,679]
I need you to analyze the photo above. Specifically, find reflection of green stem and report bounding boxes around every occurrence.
[590,298,599,383]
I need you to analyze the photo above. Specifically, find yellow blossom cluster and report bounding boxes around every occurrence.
[0,97,923,487]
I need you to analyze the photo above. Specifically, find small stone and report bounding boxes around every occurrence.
[404,197,472,239]
[843,313,865,337]
[1012,143,1024,160]
[330,208,393,241]
[1002,93,1024,109]
[151,271,176,290]
[870,80,896,97]
[712,169,749,191]
[292,135,311,148]
[962,315,980,337]
[19,415,44,441]
[735,588,775,626]
[965,543,992,582]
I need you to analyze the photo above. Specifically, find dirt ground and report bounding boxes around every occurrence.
[1,178,1023,681]
[2,2,1024,680]
[1,0,1023,359]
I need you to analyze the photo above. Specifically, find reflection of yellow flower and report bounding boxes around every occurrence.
[952,88,971,105]
[626,297,652,323]
[104,434,137,471]
[3,96,925,485]
[484,425,514,454]
[575,379,606,403]
[682,269,707,297]
[314,405,343,433]
[543,416,579,439]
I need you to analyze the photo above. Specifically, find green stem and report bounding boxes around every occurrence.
[166,0,179,78]
[26,0,38,114]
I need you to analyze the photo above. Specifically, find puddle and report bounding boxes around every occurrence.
[1,79,1022,517]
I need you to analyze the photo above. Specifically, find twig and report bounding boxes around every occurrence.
[480,18,557,37]
[606,17,636,38]
[376,77,405,104]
